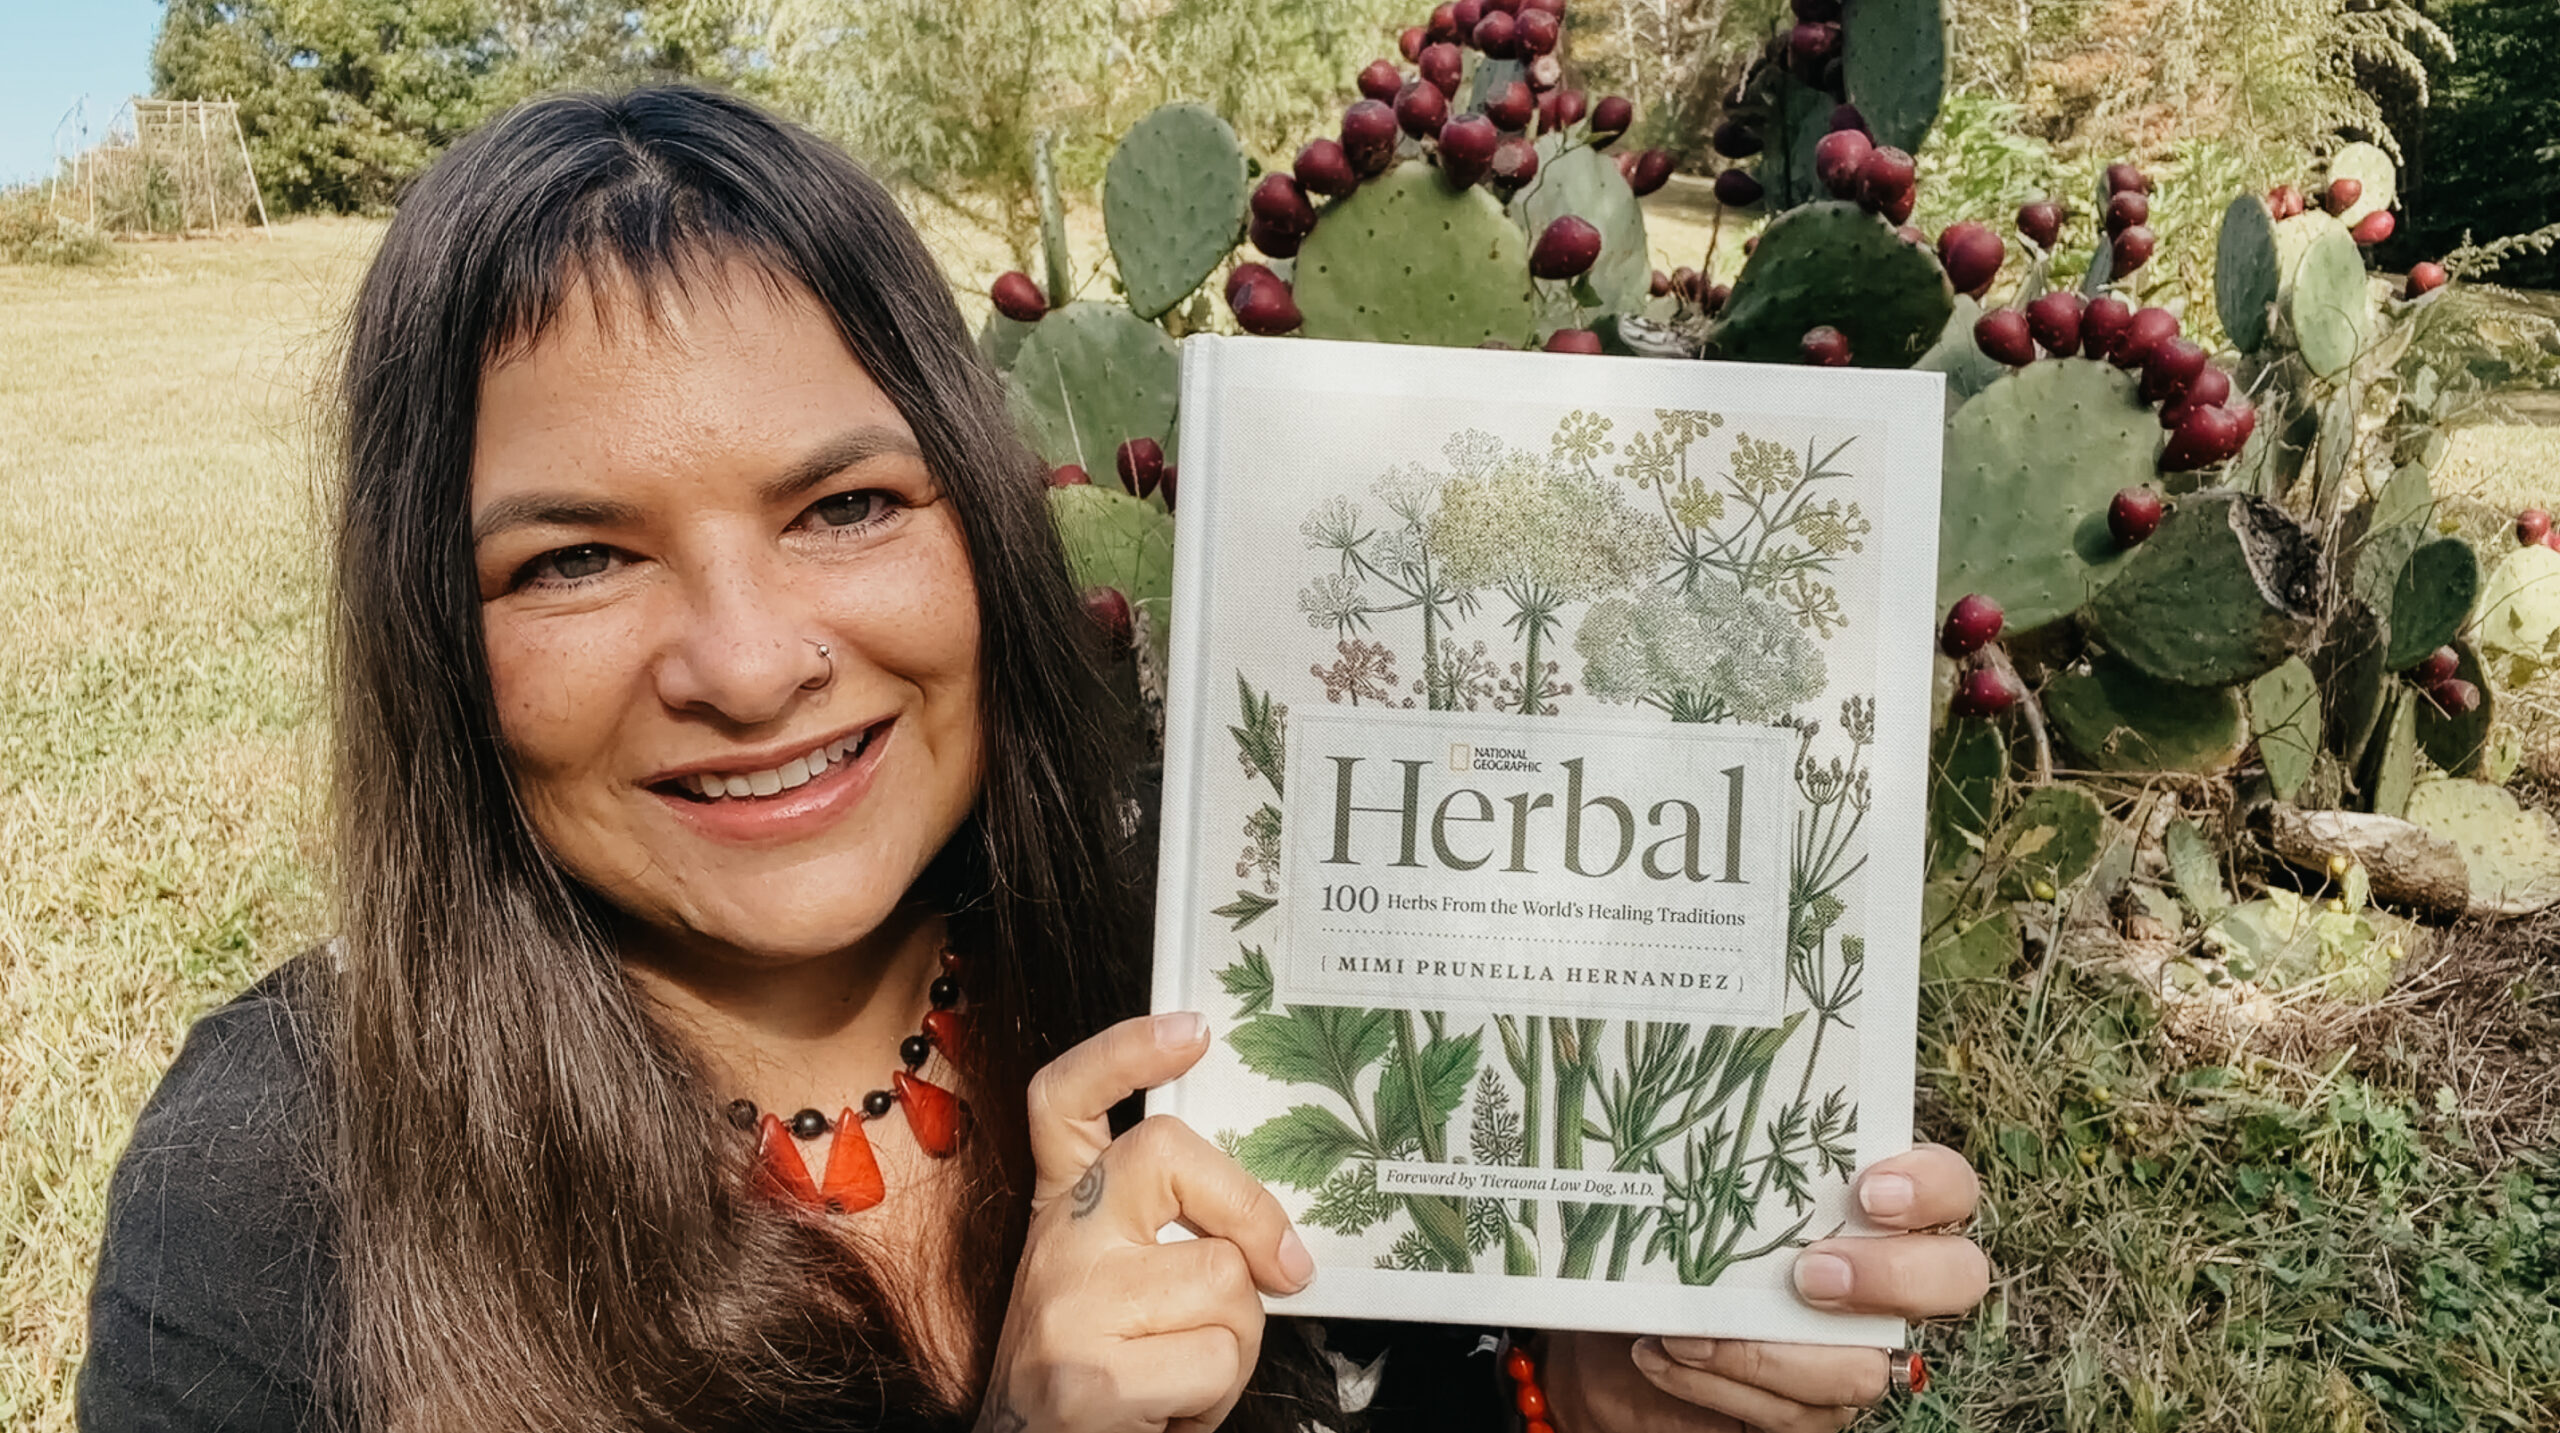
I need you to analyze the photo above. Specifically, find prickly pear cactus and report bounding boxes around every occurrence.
[1051,484,1175,669]
[2415,640,2496,777]
[1841,0,1947,154]
[1914,296,2008,408]
[2083,491,2318,688]
[1927,718,2006,875]
[2289,226,2371,380]
[2043,654,2247,773]
[1989,785,2107,900]
[2249,658,2322,800]
[2382,536,2480,672]
[1293,161,1539,349]
[1008,302,1181,482]
[1937,359,2159,633]
[2475,543,2560,688]
[2361,688,2419,818]
[1708,202,1954,367]
[2216,194,2282,353]
[2325,142,2397,228]
[2406,778,2560,916]
[1104,103,1252,320]
[1509,138,1651,325]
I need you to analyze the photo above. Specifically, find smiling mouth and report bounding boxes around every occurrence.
[657,720,890,803]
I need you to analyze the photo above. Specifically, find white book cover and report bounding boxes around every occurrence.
[1148,335,1944,1344]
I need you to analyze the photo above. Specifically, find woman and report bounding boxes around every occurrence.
[80,86,1986,1432]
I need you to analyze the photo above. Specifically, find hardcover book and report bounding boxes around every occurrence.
[1148,335,1944,1344]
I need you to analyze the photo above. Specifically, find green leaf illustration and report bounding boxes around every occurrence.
[1376,1029,1483,1156]
[1226,1005,1394,1103]
[1212,891,1278,929]
[1234,1105,1368,1189]
[1303,1161,1396,1235]
[1215,946,1275,1019]
[1229,672,1287,796]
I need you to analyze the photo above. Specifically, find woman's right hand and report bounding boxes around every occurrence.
[978,1012,1315,1433]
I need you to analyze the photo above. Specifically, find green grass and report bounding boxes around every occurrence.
[4,219,2558,1432]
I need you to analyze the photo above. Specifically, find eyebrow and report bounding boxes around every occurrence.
[470,426,928,545]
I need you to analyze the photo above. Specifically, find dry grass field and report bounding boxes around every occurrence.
[4,213,2556,1430]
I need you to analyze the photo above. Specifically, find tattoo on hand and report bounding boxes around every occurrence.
[1070,1161,1106,1221]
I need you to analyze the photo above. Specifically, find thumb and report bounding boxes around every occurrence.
[1023,1012,1210,1208]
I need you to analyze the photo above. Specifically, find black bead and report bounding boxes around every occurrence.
[726,1099,759,1131]
[789,1108,830,1140]
[901,1034,933,1067]
[929,976,961,1009]
[862,1089,895,1119]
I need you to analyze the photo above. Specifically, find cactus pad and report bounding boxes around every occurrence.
[1706,200,1955,368]
[2406,778,2560,917]
[2215,193,2281,353]
[1937,358,2158,633]
[2044,653,2246,773]
[2084,491,2319,688]
[2361,688,2417,817]
[2165,816,2230,921]
[1914,295,2009,411]
[2383,536,2480,671]
[978,310,1035,374]
[1928,717,2006,875]
[2290,226,2371,380]
[1510,137,1652,322]
[2371,461,2434,534]
[2325,142,2397,229]
[1007,302,1181,482]
[2415,640,2495,777]
[1741,70,1834,212]
[1841,0,1947,154]
[1293,160,1538,349]
[2315,597,2392,768]
[2474,543,2560,688]
[1990,784,2107,901]
[1050,484,1175,669]
[2249,657,2322,800]
[1104,104,1251,320]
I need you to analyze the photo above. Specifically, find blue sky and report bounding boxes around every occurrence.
[1,1,164,187]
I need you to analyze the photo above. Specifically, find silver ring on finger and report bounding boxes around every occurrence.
[1887,1348,1928,1396]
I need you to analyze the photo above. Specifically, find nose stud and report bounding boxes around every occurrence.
[806,640,834,690]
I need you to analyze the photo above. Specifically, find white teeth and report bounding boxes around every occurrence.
[778,757,812,790]
[723,774,754,799]
[748,769,782,797]
[683,729,875,801]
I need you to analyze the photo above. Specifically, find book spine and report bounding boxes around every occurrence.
[1147,335,1225,1059]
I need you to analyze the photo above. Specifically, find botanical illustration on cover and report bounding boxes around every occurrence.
[1204,405,1885,1282]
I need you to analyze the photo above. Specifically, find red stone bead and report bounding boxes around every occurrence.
[754,1112,822,1205]
[895,1070,966,1158]
[1504,1348,1536,1383]
[1516,1383,1548,1419]
[818,1107,886,1213]
[1901,1349,1930,1395]
[939,947,963,973]
[922,1008,970,1065]
[1527,1422,1556,1433]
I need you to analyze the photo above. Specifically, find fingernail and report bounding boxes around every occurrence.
[1860,1172,1915,1219]
[1277,1227,1316,1291]
[1154,1011,1207,1049]
[1660,1337,1716,1366]
[1630,1337,1668,1372]
[1794,1251,1853,1302]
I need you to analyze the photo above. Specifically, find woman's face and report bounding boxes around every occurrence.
[469,266,982,966]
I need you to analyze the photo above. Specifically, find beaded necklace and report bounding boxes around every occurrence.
[726,946,970,1214]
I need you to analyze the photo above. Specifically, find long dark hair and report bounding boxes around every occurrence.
[324,86,1169,1430]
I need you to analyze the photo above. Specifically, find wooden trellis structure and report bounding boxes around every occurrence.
[52,98,270,237]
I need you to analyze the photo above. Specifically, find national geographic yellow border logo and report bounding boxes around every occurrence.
[1448,742,1472,772]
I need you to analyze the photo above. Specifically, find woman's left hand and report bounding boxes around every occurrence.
[1541,1143,1989,1432]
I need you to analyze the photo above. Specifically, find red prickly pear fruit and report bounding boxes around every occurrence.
[1669,266,1701,300]
[2082,295,2136,360]
[2272,184,2306,219]
[1896,224,1928,246]
[1952,667,2019,719]
[2324,177,2363,216]
[1400,26,1427,61]
[2162,404,2245,472]
[1048,464,1089,487]
[1793,0,1842,20]
[1083,587,1132,647]
[1224,262,1276,307]
[1358,60,1404,103]
[1936,221,2006,298]
[990,271,1047,323]
[1829,103,1869,134]
[1473,10,1517,57]
[1527,53,1563,90]
[1115,437,1164,498]
[1880,185,1917,225]
[1427,3,1459,42]
[1341,100,1400,174]
[1714,169,1764,207]
[1228,276,1304,335]
[2161,363,2233,429]
[1516,7,1560,56]
[1791,21,1842,65]
[2417,646,2461,684]
[1942,594,2005,657]
[1553,89,1589,129]
[1294,138,1358,197]
[1251,173,1317,236]
[1631,149,1675,197]
[2104,161,2149,195]
[2018,199,2064,249]
[2228,395,2257,447]
[1592,95,1635,145]
[1483,0,1518,14]
[1615,150,1638,182]
[1158,465,1177,512]
[1437,114,1501,188]
[1520,0,1566,13]
[2113,306,2182,369]
[1711,116,1761,157]
[1800,325,1852,366]
[1484,80,1535,132]
[2104,190,2149,235]
[1974,308,2037,367]
[1489,137,1540,189]
[1419,42,1463,97]
[1539,90,1562,133]
[2430,678,2482,716]
[1742,235,1759,255]
[2108,486,2165,546]
[2519,509,2553,545]
[1815,129,1873,198]
[1704,282,1732,314]
[1856,146,1917,213]
[1396,79,1451,137]
[1451,0,1482,31]
[1650,269,1673,297]
[2027,292,2085,358]
[2352,210,2396,244]
[1545,328,1605,354]
[2546,530,2560,553]
[2140,337,2210,406]
[2111,224,2157,274]
[2406,262,2448,299]
[1530,215,1604,279]
[1247,214,1303,259]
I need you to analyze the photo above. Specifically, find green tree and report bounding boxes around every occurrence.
[2404,0,2560,285]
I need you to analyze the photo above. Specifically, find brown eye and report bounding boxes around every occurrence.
[807,490,890,529]
[520,544,615,587]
